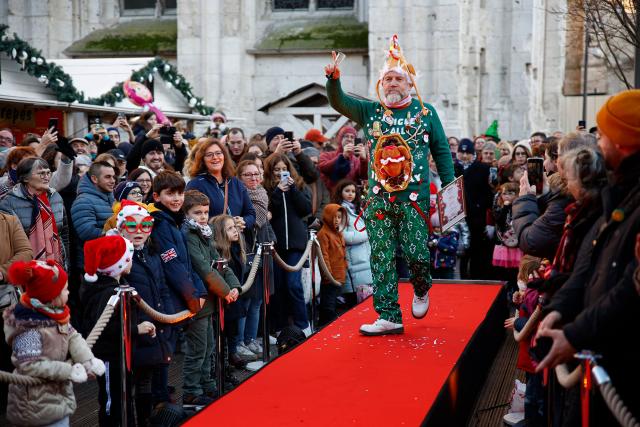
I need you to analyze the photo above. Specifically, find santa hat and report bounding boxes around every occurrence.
[115,199,153,230]
[83,235,134,282]
[376,34,430,117]
[8,259,68,303]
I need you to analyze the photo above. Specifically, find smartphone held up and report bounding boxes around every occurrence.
[526,157,544,195]
[280,170,291,185]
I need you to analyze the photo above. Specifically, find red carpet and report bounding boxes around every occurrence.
[185,283,501,426]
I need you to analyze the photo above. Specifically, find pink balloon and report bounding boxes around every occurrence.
[123,80,169,124]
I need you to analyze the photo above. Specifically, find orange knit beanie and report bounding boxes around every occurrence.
[596,89,640,148]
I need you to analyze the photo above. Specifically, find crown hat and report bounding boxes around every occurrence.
[376,34,430,118]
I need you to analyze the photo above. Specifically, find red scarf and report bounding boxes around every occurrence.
[26,189,63,264]
[20,293,70,325]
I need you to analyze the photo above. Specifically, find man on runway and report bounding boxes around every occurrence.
[324,35,454,335]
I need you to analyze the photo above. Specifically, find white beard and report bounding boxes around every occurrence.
[385,92,403,104]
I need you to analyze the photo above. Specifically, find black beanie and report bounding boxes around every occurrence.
[265,127,284,146]
[141,139,164,158]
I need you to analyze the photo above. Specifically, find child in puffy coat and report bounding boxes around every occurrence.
[317,203,348,326]
[332,179,372,306]
[3,259,105,427]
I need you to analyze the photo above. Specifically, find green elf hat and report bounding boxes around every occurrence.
[484,120,500,142]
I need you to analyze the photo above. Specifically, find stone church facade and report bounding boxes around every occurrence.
[0,0,623,139]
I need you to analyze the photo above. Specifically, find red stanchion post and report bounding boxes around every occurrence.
[215,258,228,397]
[261,242,273,364]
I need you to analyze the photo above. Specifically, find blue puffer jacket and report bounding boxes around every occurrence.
[150,206,207,313]
[125,243,176,366]
[341,202,372,293]
[186,174,256,228]
[70,174,115,267]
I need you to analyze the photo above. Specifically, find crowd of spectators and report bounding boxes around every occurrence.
[0,88,639,426]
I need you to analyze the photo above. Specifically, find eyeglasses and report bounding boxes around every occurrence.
[515,152,528,157]
[204,151,224,159]
[241,172,261,178]
[121,215,154,233]
[35,170,52,179]
[136,178,152,184]
[128,189,143,196]
[0,136,13,142]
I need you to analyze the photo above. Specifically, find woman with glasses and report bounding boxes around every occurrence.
[234,160,276,357]
[511,141,532,166]
[0,157,67,266]
[128,168,155,203]
[185,139,256,229]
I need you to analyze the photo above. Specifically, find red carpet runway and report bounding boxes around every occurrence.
[185,282,502,426]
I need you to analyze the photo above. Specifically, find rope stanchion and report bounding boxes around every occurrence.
[599,382,640,427]
[574,351,640,427]
[134,296,194,324]
[313,240,342,287]
[555,364,582,389]
[513,305,542,342]
[309,230,318,332]
[84,303,115,348]
[240,245,263,294]
[0,295,119,386]
[0,287,190,387]
[271,239,313,272]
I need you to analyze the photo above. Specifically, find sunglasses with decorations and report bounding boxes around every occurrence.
[121,216,154,233]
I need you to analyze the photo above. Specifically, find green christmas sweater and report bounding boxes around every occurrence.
[326,78,454,203]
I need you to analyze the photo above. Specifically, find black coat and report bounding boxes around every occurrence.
[546,152,640,424]
[512,174,573,259]
[462,161,493,229]
[269,185,312,253]
[125,244,176,366]
[79,275,139,362]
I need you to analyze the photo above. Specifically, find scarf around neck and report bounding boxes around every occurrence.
[23,185,63,264]
[187,217,212,238]
[20,293,70,324]
[247,185,269,228]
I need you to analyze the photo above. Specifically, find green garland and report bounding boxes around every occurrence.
[85,57,215,116]
[0,25,214,116]
[0,24,83,102]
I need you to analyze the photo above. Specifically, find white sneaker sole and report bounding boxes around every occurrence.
[359,326,404,336]
[412,305,429,319]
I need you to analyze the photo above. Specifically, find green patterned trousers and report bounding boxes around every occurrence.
[365,196,432,324]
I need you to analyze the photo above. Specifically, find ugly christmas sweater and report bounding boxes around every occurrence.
[326,78,454,202]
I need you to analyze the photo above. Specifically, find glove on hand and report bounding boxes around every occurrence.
[55,137,77,160]
[83,357,106,377]
[69,363,88,383]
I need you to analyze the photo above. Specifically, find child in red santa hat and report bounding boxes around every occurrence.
[3,259,105,427]
[78,234,157,426]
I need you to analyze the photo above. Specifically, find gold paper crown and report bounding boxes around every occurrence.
[376,34,429,117]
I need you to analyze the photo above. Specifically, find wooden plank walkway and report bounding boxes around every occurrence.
[469,330,525,426]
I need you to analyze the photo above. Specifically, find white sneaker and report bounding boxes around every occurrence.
[412,292,430,319]
[359,318,404,336]
[246,339,263,356]
[269,335,277,345]
[503,412,525,426]
[236,344,258,361]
